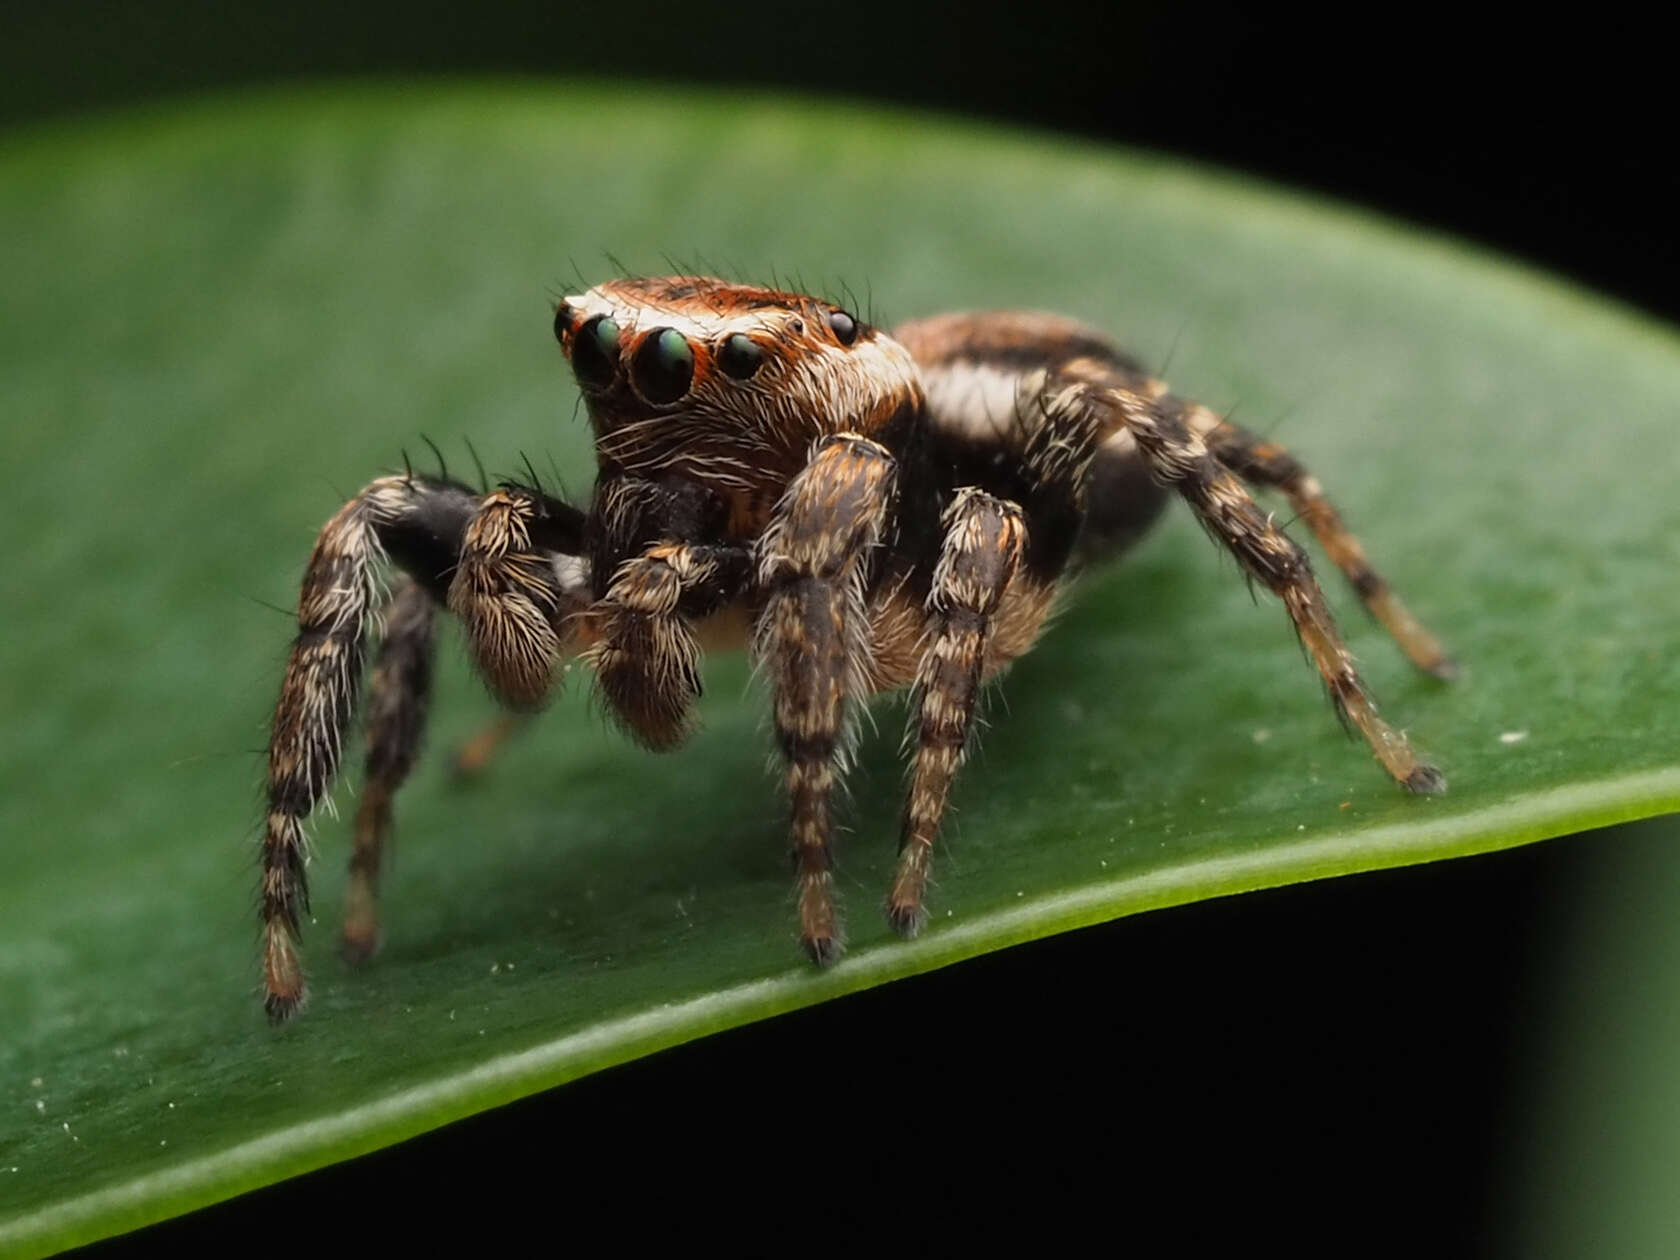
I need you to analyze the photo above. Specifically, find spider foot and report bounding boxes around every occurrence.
[339,919,382,968]
[801,934,845,967]
[798,871,844,966]
[264,992,305,1025]
[1404,763,1447,795]
[884,899,929,940]
[885,847,932,938]
[1423,655,1463,684]
[263,931,306,1024]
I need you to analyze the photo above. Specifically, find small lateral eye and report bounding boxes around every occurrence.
[718,333,764,379]
[632,327,695,404]
[826,309,859,346]
[571,316,620,389]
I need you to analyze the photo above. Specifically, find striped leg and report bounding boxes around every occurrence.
[888,489,1025,936]
[447,485,587,710]
[1094,388,1446,794]
[264,475,475,1021]
[584,541,753,750]
[341,576,436,965]
[1183,409,1457,680]
[263,474,581,1022]
[756,434,898,963]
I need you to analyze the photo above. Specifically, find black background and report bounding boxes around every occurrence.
[12,3,1668,1253]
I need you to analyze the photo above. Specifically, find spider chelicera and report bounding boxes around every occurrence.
[258,275,1454,1021]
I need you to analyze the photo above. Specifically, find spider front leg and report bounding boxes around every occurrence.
[756,434,898,962]
[1098,387,1445,793]
[888,489,1026,936]
[583,540,753,749]
[447,484,587,709]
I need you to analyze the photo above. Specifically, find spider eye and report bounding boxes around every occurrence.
[718,333,764,380]
[572,316,620,389]
[632,327,694,404]
[826,309,859,346]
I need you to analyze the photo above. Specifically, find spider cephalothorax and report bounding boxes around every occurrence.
[258,275,1455,1021]
[559,276,922,501]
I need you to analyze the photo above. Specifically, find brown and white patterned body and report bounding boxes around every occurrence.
[257,276,1454,1021]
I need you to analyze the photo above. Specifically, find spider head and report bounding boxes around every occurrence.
[553,276,924,491]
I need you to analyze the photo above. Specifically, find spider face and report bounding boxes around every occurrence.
[554,276,924,492]
[255,273,1456,1023]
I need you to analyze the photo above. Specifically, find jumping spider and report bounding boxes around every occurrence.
[260,275,1455,1021]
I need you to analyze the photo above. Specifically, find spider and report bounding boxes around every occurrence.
[258,275,1455,1021]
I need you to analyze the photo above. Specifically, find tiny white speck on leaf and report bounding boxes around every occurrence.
[1252,729,1272,744]
[30,1077,42,1089]
[490,963,500,974]
[34,1099,45,1114]
[1016,890,1024,898]
[1499,730,1529,745]
[112,1047,128,1058]
[160,1140,167,1147]
[1099,859,1108,868]
[1297,824,1306,831]
[167,1102,175,1110]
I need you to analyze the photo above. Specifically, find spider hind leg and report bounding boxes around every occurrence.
[1095,388,1446,794]
[1189,409,1458,680]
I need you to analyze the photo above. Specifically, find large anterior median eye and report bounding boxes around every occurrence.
[571,316,620,389]
[632,327,695,403]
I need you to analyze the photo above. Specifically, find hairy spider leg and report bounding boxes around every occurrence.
[583,541,755,749]
[446,485,587,709]
[1182,409,1459,681]
[577,475,754,748]
[888,489,1025,935]
[1089,384,1446,794]
[342,576,437,964]
[756,434,899,962]
[263,475,478,1021]
[264,474,583,1022]
[886,368,1110,933]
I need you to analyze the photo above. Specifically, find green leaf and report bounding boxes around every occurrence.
[2,83,1676,1254]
